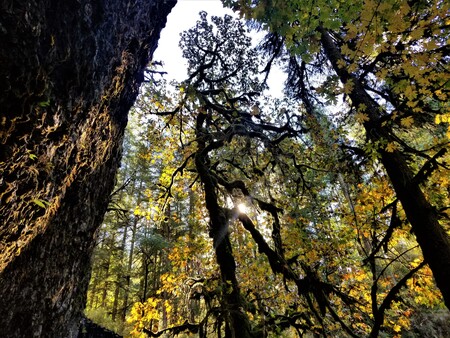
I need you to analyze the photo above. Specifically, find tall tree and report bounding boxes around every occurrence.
[126,11,449,337]
[224,0,450,309]
[0,0,176,336]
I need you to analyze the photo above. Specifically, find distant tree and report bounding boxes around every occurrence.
[0,0,176,336]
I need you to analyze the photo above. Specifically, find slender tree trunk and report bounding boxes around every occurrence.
[187,189,200,323]
[87,231,109,310]
[0,1,176,336]
[159,203,172,331]
[319,27,450,310]
[194,114,255,338]
[122,214,138,322]
[161,291,169,332]
[88,277,98,310]
[111,280,121,322]
[112,221,128,322]
[100,248,112,309]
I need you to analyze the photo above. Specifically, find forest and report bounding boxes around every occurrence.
[0,0,449,337]
[84,1,450,337]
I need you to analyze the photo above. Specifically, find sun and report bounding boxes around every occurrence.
[237,203,247,214]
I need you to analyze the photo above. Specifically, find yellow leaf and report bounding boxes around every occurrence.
[355,112,370,123]
[400,116,414,128]
[406,100,417,108]
[409,28,424,40]
[386,142,397,153]
[343,80,354,94]
[404,85,417,100]
[337,59,347,69]
[348,63,358,73]
[358,103,367,112]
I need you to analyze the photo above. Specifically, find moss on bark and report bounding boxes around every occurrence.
[0,0,176,336]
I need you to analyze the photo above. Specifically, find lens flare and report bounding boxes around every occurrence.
[237,203,247,214]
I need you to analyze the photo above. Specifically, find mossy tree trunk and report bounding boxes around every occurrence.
[0,0,176,336]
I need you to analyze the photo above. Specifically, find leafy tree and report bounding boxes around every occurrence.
[85,112,154,334]
[224,0,450,311]
[87,97,210,335]
[123,11,449,337]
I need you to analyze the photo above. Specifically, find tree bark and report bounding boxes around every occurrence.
[319,27,450,310]
[0,0,176,336]
[194,115,255,338]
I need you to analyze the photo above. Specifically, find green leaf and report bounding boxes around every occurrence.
[38,100,50,107]
[32,198,49,208]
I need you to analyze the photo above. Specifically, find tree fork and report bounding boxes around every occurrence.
[0,0,176,336]
[319,27,450,310]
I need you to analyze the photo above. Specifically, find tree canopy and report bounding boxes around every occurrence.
[223,0,450,310]
[86,2,450,337]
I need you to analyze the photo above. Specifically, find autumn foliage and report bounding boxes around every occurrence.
[86,1,450,337]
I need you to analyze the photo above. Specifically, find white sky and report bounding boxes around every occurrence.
[153,0,285,96]
[153,0,235,81]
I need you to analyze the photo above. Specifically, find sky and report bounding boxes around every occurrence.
[153,0,235,81]
[153,0,285,96]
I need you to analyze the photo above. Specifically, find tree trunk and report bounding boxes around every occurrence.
[0,0,176,336]
[121,213,138,322]
[319,27,450,310]
[112,221,128,322]
[100,245,112,309]
[194,114,255,338]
